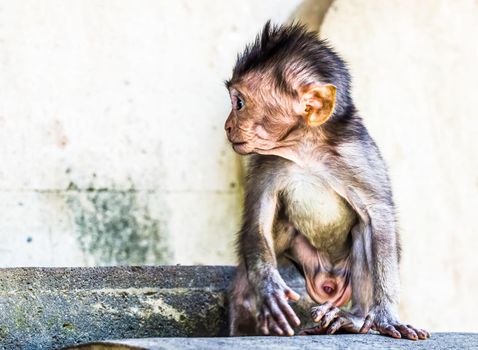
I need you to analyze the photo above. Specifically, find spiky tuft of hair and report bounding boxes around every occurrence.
[227,21,353,119]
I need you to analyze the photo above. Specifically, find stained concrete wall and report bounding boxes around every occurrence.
[0,0,303,267]
[0,0,477,333]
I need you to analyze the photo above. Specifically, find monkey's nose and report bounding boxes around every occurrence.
[224,117,234,135]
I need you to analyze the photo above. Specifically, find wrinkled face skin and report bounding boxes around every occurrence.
[224,76,302,155]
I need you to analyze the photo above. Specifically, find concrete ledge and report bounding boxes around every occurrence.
[63,333,478,350]
[0,265,313,350]
[2,266,475,350]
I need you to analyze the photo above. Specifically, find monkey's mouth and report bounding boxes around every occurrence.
[232,142,250,154]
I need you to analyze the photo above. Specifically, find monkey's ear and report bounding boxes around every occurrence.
[298,84,337,126]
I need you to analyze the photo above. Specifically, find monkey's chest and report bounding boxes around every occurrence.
[282,176,356,254]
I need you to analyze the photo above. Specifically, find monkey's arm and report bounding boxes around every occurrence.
[237,158,301,336]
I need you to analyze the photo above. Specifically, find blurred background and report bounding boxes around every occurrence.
[0,0,477,332]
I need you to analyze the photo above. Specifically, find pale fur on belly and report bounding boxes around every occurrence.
[283,172,356,253]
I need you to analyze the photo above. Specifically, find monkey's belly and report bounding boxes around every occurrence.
[283,176,356,256]
[279,174,357,306]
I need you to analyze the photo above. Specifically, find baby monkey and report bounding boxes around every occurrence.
[225,22,429,340]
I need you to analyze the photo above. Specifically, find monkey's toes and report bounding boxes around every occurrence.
[310,301,335,323]
[404,324,431,340]
[376,322,430,340]
[318,306,340,329]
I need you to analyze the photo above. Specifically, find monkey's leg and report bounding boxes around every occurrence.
[349,223,372,318]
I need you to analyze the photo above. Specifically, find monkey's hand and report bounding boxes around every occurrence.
[255,269,301,336]
[299,302,365,335]
[360,306,430,340]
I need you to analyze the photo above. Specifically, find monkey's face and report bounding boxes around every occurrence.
[224,83,300,155]
[224,81,337,155]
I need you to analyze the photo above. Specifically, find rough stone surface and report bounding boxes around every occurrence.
[0,265,315,350]
[63,333,478,350]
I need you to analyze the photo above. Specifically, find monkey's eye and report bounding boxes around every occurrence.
[236,98,244,110]
[233,95,245,111]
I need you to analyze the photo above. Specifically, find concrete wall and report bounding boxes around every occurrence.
[0,0,476,332]
[0,0,303,267]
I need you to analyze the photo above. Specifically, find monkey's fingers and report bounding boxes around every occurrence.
[259,306,285,336]
[268,317,284,336]
[285,288,301,302]
[266,296,295,336]
[258,307,271,335]
[275,293,301,327]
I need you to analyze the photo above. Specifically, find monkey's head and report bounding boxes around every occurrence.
[225,22,352,155]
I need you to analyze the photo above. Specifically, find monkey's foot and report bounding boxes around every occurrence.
[360,312,430,340]
[298,302,364,335]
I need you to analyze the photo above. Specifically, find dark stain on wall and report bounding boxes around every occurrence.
[67,186,170,266]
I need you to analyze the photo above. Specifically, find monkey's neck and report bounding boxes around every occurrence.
[257,146,306,166]
[256,128,333,167]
